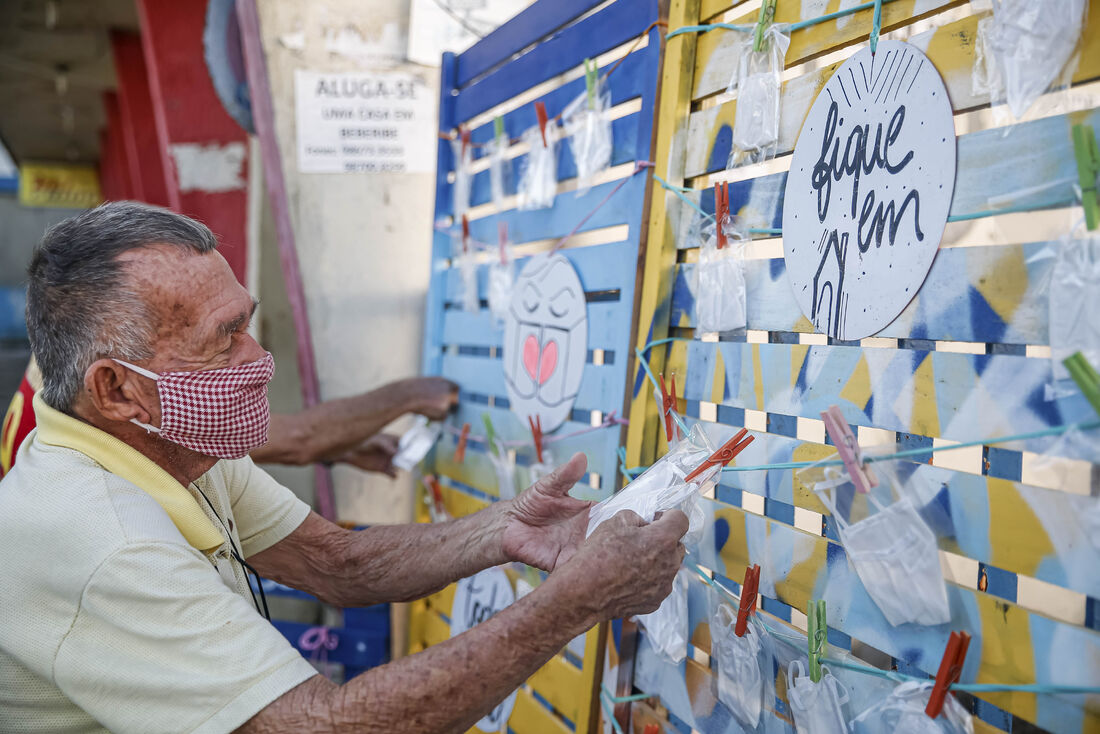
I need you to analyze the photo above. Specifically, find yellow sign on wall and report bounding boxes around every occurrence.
[18,163,101,209]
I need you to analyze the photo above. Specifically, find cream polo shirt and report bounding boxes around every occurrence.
[0,394,318,733]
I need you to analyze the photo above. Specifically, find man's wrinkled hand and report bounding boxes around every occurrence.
[409,377,459,420]
[500,453,593,572]
[339,433,400,476]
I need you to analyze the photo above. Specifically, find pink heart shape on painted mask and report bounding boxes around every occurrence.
[523,334,540,382]
[522,335,559,386]
[538,339,558,385]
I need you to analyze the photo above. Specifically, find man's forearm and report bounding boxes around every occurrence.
[239,570,599,734]
[251,381,423,466]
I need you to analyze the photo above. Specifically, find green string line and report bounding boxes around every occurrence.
[665,0,905,40]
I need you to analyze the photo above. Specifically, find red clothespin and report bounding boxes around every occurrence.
[684,428,754,483]
[926,631,971,718]
[459,126,471,157]
[820,405,877,494]
[498,221,509,265]
[424,475,447,520]
[735,564,761,637]
[453,422,470,463]
[535,101,549,147]
[461,214,470,254]
[643,726,660,734]
[528,415,544,464]
[658,372,679,443]
[714,181,730,249]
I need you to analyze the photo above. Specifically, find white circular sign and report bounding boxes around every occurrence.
[782,40,956,341]
[503,253,588,432]
[450,567,518,731]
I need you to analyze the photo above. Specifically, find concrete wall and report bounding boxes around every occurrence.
[0,195,83,287]
[255,0,437,525]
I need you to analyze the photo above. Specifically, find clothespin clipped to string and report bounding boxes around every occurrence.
[535,101,549,148]
[1064,351,1100,417]
[643,725,660,734]
[714,181,730,249]
[459,125,471,157]
[461,214,471,255]
[453,422,470,463]
[734,564,761,637]
[684,427,754,482]
[528,415,545,464]
[807,599,827,683]
[423,475,448,522]
[821,405,877,494]
[493,115,505,143]
[926,631,971,718]
[1072,123,1100,230]
[498,221,509,265]
[482,413,498,456]
[658,372,680,443]
[753,0,777,52]
[584,58,598,110]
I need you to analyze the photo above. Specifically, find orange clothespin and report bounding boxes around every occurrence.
[714,181,730,249]
[535,101,549,147]
[926,631,971,718]
[453,422,470,463]
[461,214,470,254]
[528,415,544,464]
[460,126,471,157]
[684,428,754,483]
[735,564,761,637]
[643,726,660,734]
[658,372,679,443]
[498,221,509,265]
[821,405,877,494]
[424,475,447,520]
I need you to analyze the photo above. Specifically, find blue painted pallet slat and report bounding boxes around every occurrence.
[454,0,606,88]
[454,0,658,123]
[441,301,633,355]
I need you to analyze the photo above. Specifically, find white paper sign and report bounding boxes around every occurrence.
[782,41,956,340]
[450,567,518,731]
[294,69,435,174]
[503,253,588,433]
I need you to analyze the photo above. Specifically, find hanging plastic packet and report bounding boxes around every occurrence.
[981,0,1087,119]
[562,72,612,196]
[1048,233,1100,397]
[456,248,480,313]
[728,24,790,168]
[393,416,443,471]
[787,661,850,734]
[710,596,775,730]
[800,459,951,627]
[586,423,719,538]
[694,213,749,334]
[487,122,512,209]
[528,447,555,485]
[850,681,973,734]
[636,566,690,665]
[970,16,1003,101]
[487,233,514,329]
[486,441,517,501]
[451,135,472,221]
[517,124,558,210]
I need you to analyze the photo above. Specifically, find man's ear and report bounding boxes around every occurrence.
[83,359,156,425]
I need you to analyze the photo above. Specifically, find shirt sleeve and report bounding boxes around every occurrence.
[53,541,319,734]
[224,456,312,557]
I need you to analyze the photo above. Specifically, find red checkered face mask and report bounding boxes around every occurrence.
[113,352,275,459]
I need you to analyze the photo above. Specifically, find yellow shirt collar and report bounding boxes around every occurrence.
[33,392,224,551]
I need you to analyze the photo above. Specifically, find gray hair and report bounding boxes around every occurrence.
[26,201,218,412]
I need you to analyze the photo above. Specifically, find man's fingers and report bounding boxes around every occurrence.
[649,508,690,539]
[533,452,588,496]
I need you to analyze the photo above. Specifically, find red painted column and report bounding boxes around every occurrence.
[101,92,135,200]
[136,0,249,284]
[110,31,171,208]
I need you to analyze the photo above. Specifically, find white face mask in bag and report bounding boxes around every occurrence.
[392,416,443,471]
[850,681,973,734]
[710,602,774,730]
[814,472,951,627]
[586,424,718,537]
[636,566,690,665]
[694,215,748,334]
[787,661,849,734]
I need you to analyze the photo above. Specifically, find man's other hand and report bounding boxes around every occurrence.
[408,377,459,420]
[500,452,593,572]
[340,433,400,476]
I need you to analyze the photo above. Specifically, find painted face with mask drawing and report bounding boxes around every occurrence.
[502,253,588,433]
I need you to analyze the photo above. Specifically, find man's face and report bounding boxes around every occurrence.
[119,245,265,420]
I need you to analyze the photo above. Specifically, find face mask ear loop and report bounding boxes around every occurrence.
[813,483,849,532]
[112,358,160,381]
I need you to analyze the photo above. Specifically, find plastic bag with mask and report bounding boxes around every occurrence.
[850,681,973,734]
[517,124,558,210]
[451,137,472,221]
[787,660,850,734]
[392,416,442,471]
[562,78,612,196]
[728,24,790,168]
[456,249,480,313]
[710,596,776,730]
[694,214,749,334]
[487,245,514,329]
[801,459,950,627]
[1049,233,1100,396]
[636,566,691,665]
[487,129,511,209]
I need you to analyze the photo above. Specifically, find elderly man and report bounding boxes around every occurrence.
[0,202,687,733]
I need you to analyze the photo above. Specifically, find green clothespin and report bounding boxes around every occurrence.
[493,115,505,143]
[807,599,827,683]
[482,413,498,456]
[584,58,598,110]
[1072,123,1100,230]
[753,0,777,53]
[1064,351,1100,417]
